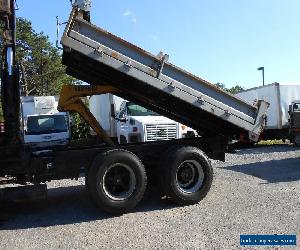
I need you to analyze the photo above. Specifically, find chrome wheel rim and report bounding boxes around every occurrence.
[102,163,136,201]
[175,160,204,193]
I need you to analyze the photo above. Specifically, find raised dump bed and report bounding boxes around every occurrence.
[61,7,268,141]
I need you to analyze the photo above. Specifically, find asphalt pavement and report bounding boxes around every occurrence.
[0,144,299,249]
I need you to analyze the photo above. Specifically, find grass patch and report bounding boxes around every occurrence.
[257,140,284,146]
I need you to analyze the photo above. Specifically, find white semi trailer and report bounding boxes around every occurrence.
[236,82,300,141]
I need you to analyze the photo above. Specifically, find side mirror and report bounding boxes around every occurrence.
[118,117,127,123]
[115,112,127,123]
[69,115,74,126]
[289,105,292,115]
[115,117,127,123]
[110,103,116,118]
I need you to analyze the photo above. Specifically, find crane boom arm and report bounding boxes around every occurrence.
[58,84,119,146]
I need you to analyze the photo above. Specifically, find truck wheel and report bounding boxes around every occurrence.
[87,149,147,214]
[160,147,213,206]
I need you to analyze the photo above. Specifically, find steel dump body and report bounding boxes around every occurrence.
[61,9,268,140]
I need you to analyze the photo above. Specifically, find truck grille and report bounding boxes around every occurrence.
[293,113,300,127]
[145,123,177,141]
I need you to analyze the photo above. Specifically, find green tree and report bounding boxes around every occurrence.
[71,113,90,140]
[215,82,226,90]
[215,82,244,94]
[0,17,76,97]
[1,17,81,133]
[227,85,244,94]
[15,18,76,96]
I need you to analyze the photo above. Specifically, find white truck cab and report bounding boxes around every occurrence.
[117,100,180,143]
[21,96,70,148]
[289,100,300,145]
[89,94,196,144]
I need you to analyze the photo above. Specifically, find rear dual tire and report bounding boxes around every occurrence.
[87,147,212,213]
[159,146,213,205]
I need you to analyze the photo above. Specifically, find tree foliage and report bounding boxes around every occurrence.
[215,82,244,94]
[14,18,76,95]
[70,113,90,140]
[0,17,78,123]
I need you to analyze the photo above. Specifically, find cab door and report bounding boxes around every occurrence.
[116,101,130,143]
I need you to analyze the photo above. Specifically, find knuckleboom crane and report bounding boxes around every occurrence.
[58,84,119,146]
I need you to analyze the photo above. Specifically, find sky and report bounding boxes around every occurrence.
[17,0,300,89]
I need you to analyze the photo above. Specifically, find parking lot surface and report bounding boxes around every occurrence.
[0,145,299,249]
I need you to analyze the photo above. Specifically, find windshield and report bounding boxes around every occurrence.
[26,115,68,135]
[126,102,159,116]
[293,103,300,112]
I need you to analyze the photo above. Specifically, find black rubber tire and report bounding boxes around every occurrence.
[159,146,213,206]
[85,174,90,192]
[87,149,147,214]
[119,135,127,144]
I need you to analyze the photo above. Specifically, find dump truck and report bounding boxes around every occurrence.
[0,0,268,213]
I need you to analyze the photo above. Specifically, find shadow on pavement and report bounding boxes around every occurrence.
[222,157,300,183]
[0,185,176,230]
[233,144,300,155]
